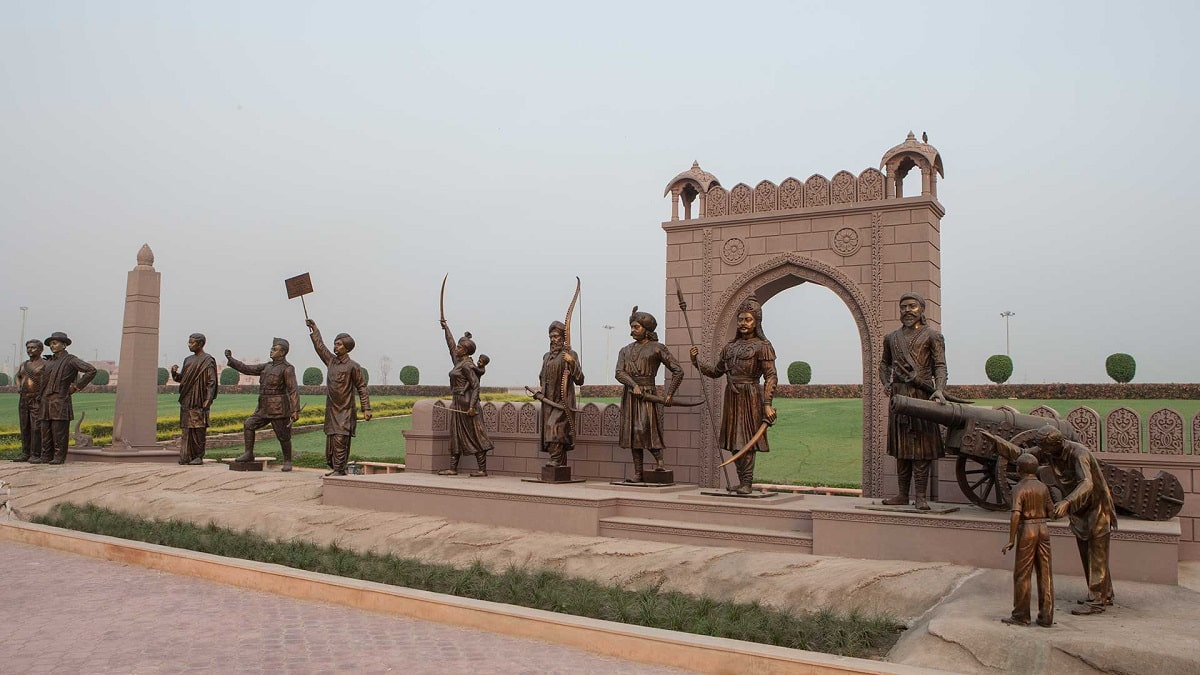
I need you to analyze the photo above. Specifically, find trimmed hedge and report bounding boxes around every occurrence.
[219,367,240,385]
[1106,353,1136,384]
[787,361,812,385]
[399,365,420,386]
[985,355,1013,384]
[93,370,110,386]
[157,367,169,386]
[302,367,323,386]
[0,373,8,386]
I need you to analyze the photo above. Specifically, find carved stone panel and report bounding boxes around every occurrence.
[722,237,746,265]
[432,401,448,432]
[1066,406,1101,452]
[581,403,601,437]
[858,168,885,202]
[753,180,777,212]
[602,404,621,438]
[831,170,856,204]
[729,183,752,215]
[1147,408,1184,454]
[518,403,537,434]
[779,177,803,210]
[997,405,1019,415]
[804,175,830,207]
[1105,407,1141,453]
[483,402,499,432]
[1029,405,1060,420]
[499,402,518,433]
[706,186,728,217]
[831,228,861,257]
[1193,413,1200,455]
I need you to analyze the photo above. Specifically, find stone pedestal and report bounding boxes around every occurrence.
[522,465,584,484]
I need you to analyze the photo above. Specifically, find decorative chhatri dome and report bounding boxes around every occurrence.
[664,160,721,196]
[880,131,944,177]
[136,243,155,269]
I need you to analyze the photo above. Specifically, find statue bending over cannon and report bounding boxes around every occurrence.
[891,395,1185,521]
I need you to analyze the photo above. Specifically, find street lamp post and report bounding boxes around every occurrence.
[603,325,614,377]
[1000,311,1015,355]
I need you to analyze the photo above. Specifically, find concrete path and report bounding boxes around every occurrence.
[0,540,690,674]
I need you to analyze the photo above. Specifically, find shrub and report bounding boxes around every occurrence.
[219,368,240,385]
[399,365,420,386]
[787,361,812,385]
[157,367,169,385]
[302,367,323,386]
[1106,353,1136,383]
[984,355,1013,384]
[0,373,8,386]
[93,370,110,386]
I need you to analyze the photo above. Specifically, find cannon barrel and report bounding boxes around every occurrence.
[891,395,1076,457]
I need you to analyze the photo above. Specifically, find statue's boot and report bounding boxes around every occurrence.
[28,455,45,464]
[188,457,204,465]
[280,441,293,472]
[13,450,30,462]
[469,451,488,477]
[233,428,256,463]
[734,456,754,494]
[882,465,912,505]
[48,448,67,465]
[437,455,459,476]
[913,462,931,511]
[650,449,666,472]
[625,451,644,483]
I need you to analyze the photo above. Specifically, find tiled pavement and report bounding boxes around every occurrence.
[0,541,693,674]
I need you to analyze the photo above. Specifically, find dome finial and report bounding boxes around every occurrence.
[136,243,155,269]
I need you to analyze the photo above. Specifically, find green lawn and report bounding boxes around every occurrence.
[208,415,412,467]
[0,393,340,428]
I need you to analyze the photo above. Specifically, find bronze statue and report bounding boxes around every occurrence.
[37,332,97,464]
[226,338,300,471]
[13,340,47,462]
[616,307,682,482]
[529,321,583,470]
[436,318,493,477]
[306,319,371,476]
[170,333,217,465]
[879,292,948,510]
[690,296,778,495]
[988,426,1117,615]
[1002,453,1055,627]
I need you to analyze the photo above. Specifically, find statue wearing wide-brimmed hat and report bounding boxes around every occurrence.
[36,332,96,465]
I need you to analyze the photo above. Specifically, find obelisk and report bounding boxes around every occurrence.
[112,244,161,451]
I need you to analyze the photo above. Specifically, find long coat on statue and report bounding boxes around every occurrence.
[879,324,947,460]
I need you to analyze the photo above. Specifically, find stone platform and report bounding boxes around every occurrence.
[323,473,1181,584]
[66,446,180,464]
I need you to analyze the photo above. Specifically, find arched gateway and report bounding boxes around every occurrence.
[661,133,945,496]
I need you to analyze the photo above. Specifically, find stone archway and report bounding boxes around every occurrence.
[699,254,886,494]
[660,134,946,496]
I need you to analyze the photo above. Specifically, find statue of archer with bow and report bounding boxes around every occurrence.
[528,278,585,470]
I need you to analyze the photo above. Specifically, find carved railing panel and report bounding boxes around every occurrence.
[483,402,499,432]
[499,402,518,433]
[518,403,537,434]
[831,170,857,204]
[753,180,778,212]
[1066,406,1101,452]
[1029,405,1060,420]
[602,404,621,437]
[858,168,885,202]
[432,401,449,432]
[1147,408,1184,454]
[580,403,601,437]
[1105,406,1141,453]
[778,177,803,209]
[805,174,830,207]
[1193,412,1200,455]
[706,185,728,217]
[729,183,752,215]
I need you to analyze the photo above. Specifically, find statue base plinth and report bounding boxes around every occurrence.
[857,503,960,515]
[226,461,264,472]
[611,469,675,487]
[699,489,780,499]
[521,465,585,484]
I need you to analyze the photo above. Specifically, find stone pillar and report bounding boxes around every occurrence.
[112,244,161,450]
[670,190,680,221]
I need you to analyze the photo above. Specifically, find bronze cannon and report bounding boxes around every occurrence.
[891,395,1184,520]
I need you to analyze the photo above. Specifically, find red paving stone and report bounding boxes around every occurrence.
[0,541,694,674]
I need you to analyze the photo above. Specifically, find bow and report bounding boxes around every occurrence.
[559,277,581,436]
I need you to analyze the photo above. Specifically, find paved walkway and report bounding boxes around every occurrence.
[0,541,692,674]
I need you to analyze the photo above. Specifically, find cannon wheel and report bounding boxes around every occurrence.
[955,454,1018,511]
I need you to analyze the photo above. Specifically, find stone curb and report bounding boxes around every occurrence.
[0,520,943,675]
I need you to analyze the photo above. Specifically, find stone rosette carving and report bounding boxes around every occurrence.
[831,228,861,256]
[721,237,747,265]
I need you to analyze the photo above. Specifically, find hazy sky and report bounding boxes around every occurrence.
[2,1,1198,386]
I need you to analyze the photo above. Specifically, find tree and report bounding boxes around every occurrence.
[0,373,9,386]
[157,367,169,385]
[380,355,393,386]
[985,355,1013,384]
[93,370,110,386]
[1106,353,1136,384]
[303,367,323,386]
[220,367,240,385]
[786,361,811,385]
[399,365,420,386]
